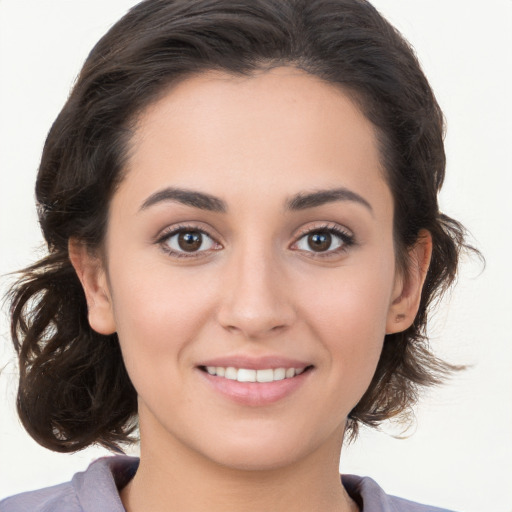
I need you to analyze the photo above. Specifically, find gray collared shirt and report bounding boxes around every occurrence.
[0,456,458,512]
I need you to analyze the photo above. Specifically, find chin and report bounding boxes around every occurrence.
[210,445,307,472]
[190,422,343,473]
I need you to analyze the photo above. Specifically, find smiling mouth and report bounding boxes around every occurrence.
[199,366,313,383]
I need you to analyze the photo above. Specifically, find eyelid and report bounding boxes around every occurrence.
[153,220,355,259]
[155,221,221,242]
[290,221,356,256]
[155,223,223,258]
[293,221,353,239]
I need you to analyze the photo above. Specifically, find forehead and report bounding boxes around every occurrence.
[132,66,378,156]
[120,66,389,214]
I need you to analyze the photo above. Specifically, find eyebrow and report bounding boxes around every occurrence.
[139,187,227,213]
[286,187,373,214]
[139,185,372,215]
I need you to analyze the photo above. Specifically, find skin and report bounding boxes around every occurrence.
[70,67,431,512]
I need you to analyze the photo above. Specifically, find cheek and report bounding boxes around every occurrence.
[295,256,395,392]
[107,260,216,381]
[320,287,386,375]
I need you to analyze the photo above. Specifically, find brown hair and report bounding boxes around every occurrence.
[9,0,473,452]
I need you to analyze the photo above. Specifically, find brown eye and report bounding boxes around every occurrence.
[307,231,332,252]
[178,231,203,252]
[161,228,218,256]
[293,226,352,255]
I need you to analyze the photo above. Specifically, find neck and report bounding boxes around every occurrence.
[121,421,357,512]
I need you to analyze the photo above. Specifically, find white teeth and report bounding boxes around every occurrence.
[237,368,256,382]
[273,368,286,381]
[225,367,238,380]
[204,366,307,382]
[256,369,274,383]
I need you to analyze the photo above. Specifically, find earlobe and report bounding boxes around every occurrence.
[68,239,117,335]
[386,230,433,335]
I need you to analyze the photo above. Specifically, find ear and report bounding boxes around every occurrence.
[386,229,433,335]
[68,239,117,335]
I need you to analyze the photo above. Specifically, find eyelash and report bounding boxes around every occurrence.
[155,222,355,259]
[156,223,221,259]
[291,223,355,258]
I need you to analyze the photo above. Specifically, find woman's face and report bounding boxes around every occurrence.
[83,67,413,470]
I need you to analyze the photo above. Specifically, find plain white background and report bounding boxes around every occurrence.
[0,1,511,511]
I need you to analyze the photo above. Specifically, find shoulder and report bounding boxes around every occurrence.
[342,474,460,512]
[0,456,139,512]
[0,481,78,512]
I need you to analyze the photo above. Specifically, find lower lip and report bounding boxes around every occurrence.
[198,369,312,406]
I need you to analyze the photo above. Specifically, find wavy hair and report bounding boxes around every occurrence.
[9,0,473,451]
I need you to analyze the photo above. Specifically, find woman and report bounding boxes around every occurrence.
[0,0,475,510]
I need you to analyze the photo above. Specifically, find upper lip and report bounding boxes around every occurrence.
[197,355,313,370]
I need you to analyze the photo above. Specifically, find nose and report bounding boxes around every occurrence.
[216,245,296,339]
